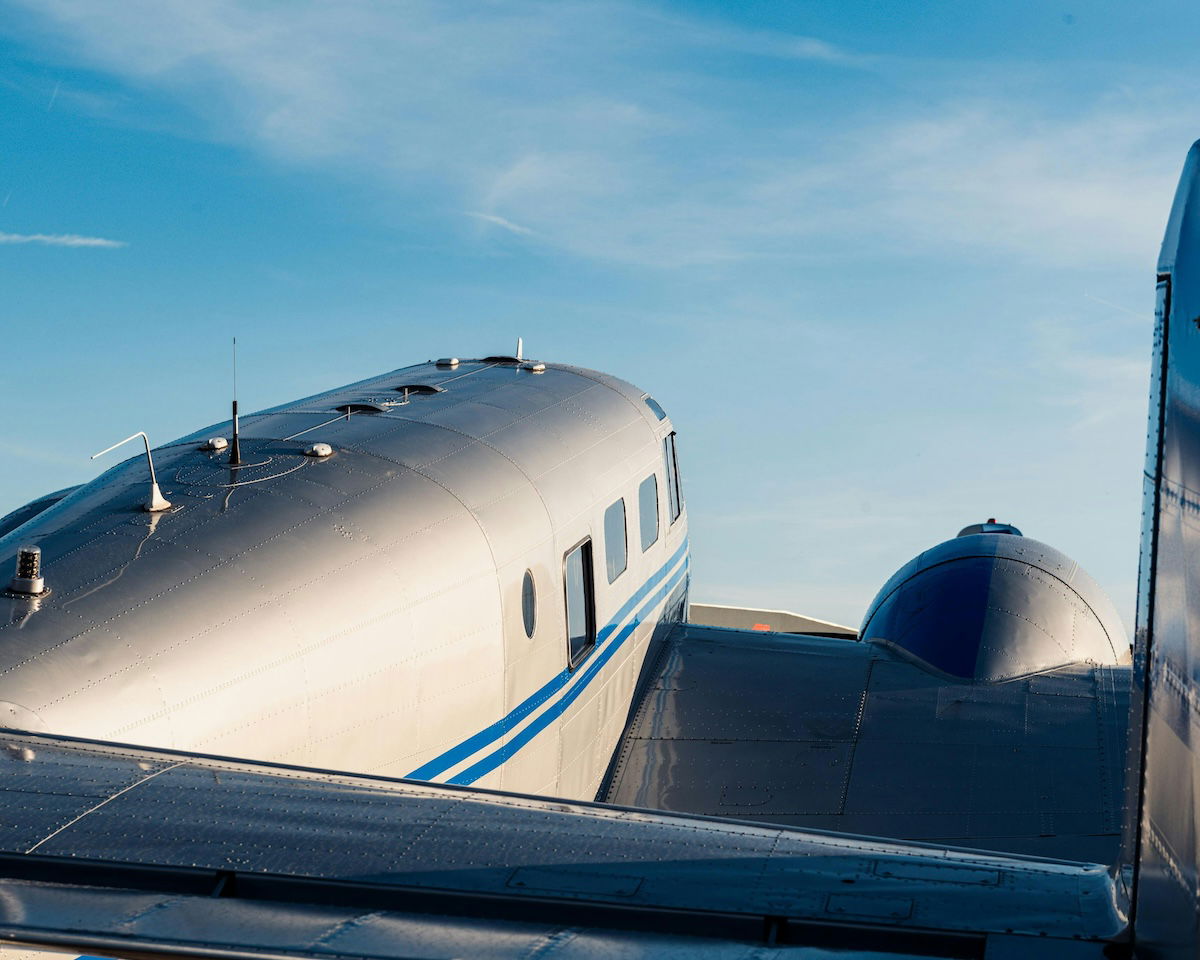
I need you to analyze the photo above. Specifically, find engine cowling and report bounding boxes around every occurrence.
[859,523,1127,682]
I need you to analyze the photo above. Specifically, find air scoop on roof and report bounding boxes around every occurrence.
[334,402,388,415]
[393,384,444,396]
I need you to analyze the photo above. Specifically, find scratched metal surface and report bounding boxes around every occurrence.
[603,625,1130,863]
[0,359,686,802]
[0,731,1120,958]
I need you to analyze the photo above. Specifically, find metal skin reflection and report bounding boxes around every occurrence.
[1127,138,1200,957]
[0,359,689,802]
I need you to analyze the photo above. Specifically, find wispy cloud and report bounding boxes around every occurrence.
[466,211,534,236]
[0,231,126,248]
[4,1,1186,270]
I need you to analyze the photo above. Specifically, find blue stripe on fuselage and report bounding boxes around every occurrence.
[405,538,689,782]
[446,555,689,785]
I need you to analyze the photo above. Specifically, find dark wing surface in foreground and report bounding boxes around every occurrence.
[603,624,1128,863]
[0,732,1119,959]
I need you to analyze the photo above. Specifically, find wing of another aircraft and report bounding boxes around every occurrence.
[601,623,1129,864]
[0,731,1120,959]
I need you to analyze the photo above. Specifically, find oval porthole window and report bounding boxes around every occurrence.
[521,570,537,638]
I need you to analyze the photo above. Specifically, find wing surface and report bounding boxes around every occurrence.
[601,624,1129,863]
[0,731,1119,959]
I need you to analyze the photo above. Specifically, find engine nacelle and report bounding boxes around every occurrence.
[859,523,1127,682]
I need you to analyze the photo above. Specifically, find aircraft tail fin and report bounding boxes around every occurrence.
[1128,139,1200,956]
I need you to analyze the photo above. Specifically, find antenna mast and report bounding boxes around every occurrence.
[229,337,242,467]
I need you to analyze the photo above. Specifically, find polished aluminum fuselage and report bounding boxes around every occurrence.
[0,360,688,800]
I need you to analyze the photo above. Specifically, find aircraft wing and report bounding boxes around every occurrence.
[0,730,1120,959]
[601,624,1129,864]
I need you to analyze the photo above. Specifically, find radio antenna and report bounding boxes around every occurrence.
[229,336,242,467]
[91,431,171,512]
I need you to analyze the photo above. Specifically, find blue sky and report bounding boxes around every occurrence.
[1,0,1197,630]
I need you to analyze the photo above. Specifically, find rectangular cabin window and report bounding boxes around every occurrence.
[638,474,659,551]
[604,498,628,583]
[564,540,596,668]
[664,432,683,523]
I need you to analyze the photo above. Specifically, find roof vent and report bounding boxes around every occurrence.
[485,338,528,363]
[305,443,333,458]
[436,358,460,369]
[202,437,228,451]
[334,402,388,415]
[393,384,444,397]
[521,361,546,373]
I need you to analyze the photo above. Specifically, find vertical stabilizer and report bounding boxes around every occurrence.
[1130,139,1200,956]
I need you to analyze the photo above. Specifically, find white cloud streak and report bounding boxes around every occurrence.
[466,211,534,236]
[0,231,126,248]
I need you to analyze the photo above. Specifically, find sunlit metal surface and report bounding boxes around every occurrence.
[1128,138,1200,957]
[0,359,687,804]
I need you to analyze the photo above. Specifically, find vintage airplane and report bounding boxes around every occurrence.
[1,139,1200,957]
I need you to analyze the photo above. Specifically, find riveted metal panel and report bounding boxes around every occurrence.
[604,625,1128,862]
[1126,141,1200,957]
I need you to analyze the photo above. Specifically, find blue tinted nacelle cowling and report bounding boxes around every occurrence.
[859,523,1127,682]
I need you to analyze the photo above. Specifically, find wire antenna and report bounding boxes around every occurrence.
[91,431,171,512]
[229,336,242,467]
